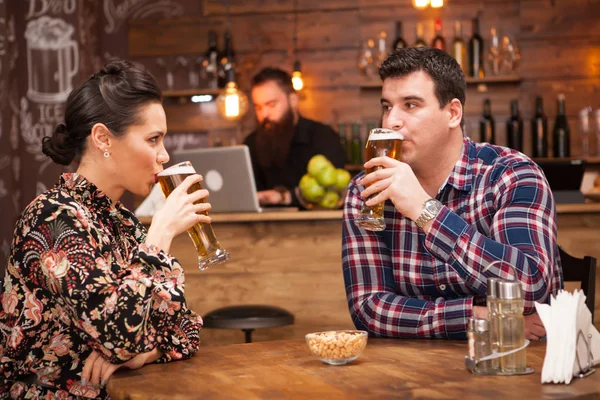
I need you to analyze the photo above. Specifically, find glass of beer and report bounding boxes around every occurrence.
[157,161,230,270]
[354,128,403,231]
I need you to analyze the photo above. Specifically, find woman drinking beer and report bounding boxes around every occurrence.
[0,60,207,399]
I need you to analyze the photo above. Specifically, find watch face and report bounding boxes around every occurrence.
[425,199,442,213]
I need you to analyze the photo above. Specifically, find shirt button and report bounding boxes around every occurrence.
[439,284,447,291]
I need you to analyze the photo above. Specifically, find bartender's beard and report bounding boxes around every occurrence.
[255,107,296,169]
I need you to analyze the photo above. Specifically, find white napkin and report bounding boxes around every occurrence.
[535,289,600,384]
[134,184,165,217]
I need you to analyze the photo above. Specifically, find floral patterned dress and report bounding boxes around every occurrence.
[0,173,203,399]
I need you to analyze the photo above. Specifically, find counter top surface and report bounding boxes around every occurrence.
[107,338,600,399]
[137,202,600,224]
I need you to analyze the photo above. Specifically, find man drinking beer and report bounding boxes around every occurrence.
[342,48,562,341]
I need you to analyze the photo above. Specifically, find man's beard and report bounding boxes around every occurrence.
[255,107,296,169]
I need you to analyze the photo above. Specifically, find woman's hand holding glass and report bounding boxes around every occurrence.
[146,174,211,253]
[359,156,430,223]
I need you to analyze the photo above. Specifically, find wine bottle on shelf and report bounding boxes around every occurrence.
[219,30,235,88]
[479,99,495,144]
[468,18,485,78]
[391,21,408,51]
[506,100,523,152]
[531,96,548,158]
[452,21,467,73]
[552,94,571,158]
[414,23,427,48]
[431,18,446,51]
[204,30,220,89]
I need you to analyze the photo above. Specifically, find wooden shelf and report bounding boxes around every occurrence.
[163,88,222,97]
[534,157,600,166]
[359,75,521,90]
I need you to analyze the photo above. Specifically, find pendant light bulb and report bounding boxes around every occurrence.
[430,0,443,8]
[413,0,429,9]
[216,69,248,121]
[292,61,304,91]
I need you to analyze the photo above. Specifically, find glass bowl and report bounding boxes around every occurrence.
[305,330,368,365]
[294,187,346,210]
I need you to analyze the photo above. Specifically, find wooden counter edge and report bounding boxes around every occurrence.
[136,203,600,225]
[138,210,343,224]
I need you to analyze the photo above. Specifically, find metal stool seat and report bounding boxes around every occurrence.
[203,305,295,343]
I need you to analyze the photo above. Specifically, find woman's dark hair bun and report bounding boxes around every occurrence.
[41,123,76,166]
[42,59,161,166]
[100,59,130,77]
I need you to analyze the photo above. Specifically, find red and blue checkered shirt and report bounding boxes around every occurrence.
[342,137,563,339]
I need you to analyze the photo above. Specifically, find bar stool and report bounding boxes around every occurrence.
[202,305,295,343]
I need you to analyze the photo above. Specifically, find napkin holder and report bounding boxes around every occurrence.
[575,329,596,378]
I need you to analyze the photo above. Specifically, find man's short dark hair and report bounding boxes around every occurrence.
[251,67,295,94]
[379,48,466,110]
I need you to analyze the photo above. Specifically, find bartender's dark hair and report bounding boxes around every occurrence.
[251,67,295,94]
[379,47,466,111]
[42,59,162,165]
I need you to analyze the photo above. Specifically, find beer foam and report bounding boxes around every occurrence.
[367,129,404,141]
[158,164,196,176]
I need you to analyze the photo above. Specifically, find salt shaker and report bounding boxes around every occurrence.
[467,317,495,374]
[496,280,527,374]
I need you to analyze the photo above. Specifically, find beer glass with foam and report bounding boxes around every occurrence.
[354,128,403,231]
[157,161,230,270]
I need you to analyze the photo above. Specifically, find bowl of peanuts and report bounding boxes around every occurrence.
[305,330,368,365]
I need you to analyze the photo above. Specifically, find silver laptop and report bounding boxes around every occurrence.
[170,145,263,213]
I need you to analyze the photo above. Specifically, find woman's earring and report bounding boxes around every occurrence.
[103,149,110,158]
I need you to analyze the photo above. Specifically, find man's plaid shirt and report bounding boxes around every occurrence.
[342,137,563,339]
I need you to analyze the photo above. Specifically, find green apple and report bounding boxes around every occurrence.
[315,165,337,187]
[299,174,315,192]
[307,154,333,177]
[319,190,340,209]
[334,168,352,192]
[301,179,325,203]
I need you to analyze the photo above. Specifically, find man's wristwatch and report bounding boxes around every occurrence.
[414,198,443,229]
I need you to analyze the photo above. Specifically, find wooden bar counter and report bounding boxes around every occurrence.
[107,339,600,399]
[140,203,600,346]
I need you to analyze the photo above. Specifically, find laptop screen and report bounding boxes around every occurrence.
[170,145,262,213]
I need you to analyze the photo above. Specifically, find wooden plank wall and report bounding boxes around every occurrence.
[127,0,600,158]
[126,0,507,145]
[519,0,600,157]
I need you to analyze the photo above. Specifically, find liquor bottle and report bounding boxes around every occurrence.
[204,30,220,89]
[488,27,501,76]
[552,94,571,157]
[431,18,446,51]
[506,100,523,152]
[468,18,485,78]
[218,30,235,88]
[376,31,388,66]
[391,21,408,51]
[351,123,363,164]
[414,23,427,48]
[480,99,495,144]
[338,123,348,164]
[452,21,467,73]
[531,96,548,158]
